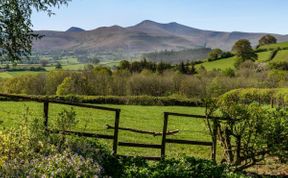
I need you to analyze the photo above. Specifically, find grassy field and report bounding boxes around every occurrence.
[272,50,288,62]
[0,71,45,78]
[259,41,288,50]
[257,51,271,62]
[0,101,218,159]
[0,60,122,78]
[196,56,236,71]
[196,50,278,71]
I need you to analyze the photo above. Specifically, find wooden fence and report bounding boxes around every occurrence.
[0,94,227,161]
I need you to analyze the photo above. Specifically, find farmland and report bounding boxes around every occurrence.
[259,41,288,50]
[196,43,288,71]
[272,50,288,62]
[0,59,122,79]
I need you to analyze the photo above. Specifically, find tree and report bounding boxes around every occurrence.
[0,0,70,62]
[118,60,130,70]
[232,39,257,67]
[258,34,277,46]
[208,48,223,61]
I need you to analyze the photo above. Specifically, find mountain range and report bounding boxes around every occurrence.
[32,20,288,56]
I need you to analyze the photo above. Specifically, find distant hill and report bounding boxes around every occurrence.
[66,27,85,32]
[32,20,288,59]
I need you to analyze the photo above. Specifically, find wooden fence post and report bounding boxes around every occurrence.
[211,119,217,162]
[161,112,169,159]
[113,109,120,156]
[43,101,49,130]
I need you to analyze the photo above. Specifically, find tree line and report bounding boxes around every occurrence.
[1,60,287,98]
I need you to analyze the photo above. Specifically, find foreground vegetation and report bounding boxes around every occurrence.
[0,121,244,177]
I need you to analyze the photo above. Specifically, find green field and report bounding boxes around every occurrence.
[196,50,278,71]
[259,41,288,50]
[257,51,271,62]
[0,101,217,159]
[272,50,288,62]
[196,56,236,71]
[0,60,122,79]
[0,71,45,78]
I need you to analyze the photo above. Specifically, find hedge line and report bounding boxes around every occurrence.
[0,95,203,106]
[219,88,288,107]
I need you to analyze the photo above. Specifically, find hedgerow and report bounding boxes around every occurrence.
[0,94,203,106]
[219,88,288,107]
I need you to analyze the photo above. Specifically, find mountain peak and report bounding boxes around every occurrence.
[136,20,159,26]
[66,27,85,32]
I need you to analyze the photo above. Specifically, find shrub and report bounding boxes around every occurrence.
[0,150,101,177]
[121,156,246,178]
[217,94,288,169]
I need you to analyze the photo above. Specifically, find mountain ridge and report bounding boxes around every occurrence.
[32,20,288,56]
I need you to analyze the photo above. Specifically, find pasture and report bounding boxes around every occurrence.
[259,41,288,50]
[196,50,278,71]
[0,101,218,159]
[272,49,288,62]
[0,71,44,78]
[257,51,271,62]
[196,56,236,71]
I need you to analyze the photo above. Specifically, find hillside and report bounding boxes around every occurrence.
[32,20,288,58]
[197,41,288,71]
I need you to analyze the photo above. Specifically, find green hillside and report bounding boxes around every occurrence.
[259,41,288,50]
[196,56,236,71]
[197,41,288,71]
[272,50,288,62]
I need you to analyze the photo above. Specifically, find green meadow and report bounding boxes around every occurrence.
[0,101,218,159]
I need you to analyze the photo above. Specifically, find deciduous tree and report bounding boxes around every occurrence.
[232,39,257,67]
[0,0,70,62]
[258,34,277,46]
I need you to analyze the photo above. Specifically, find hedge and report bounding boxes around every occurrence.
[219,88,288,107]
[0,94,203,106]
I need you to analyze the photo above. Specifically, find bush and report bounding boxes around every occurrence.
[0,110,108,177]
[121,156,246,178]
[1,150,101,177]
[219,88,288,106]
[218,92,288,169]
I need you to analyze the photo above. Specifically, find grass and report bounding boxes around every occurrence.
[259,41,288,50]
[196,50,279,71]
[0,71,45,79]
[0,101,218,159]
[272,50,288,62]
[257,51,271,62]
[196,56,236,71]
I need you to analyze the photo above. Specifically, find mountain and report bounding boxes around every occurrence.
[32,20,288,57]
[66,27,85,32]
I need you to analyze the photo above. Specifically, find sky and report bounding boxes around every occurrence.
[31,0,288,34]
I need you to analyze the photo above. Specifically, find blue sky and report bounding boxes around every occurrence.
[32,0,288,34]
